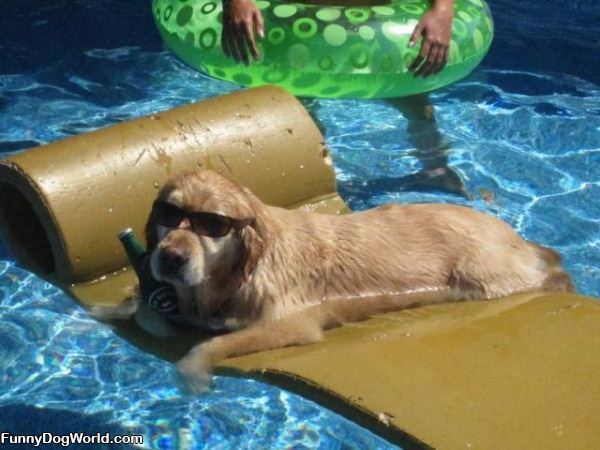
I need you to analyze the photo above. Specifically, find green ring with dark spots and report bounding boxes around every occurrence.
[268,27,286,45]
[398,4,424,15]
[349,44,370,69]
[153,0,494,99]
[201,2,217,14]
[344,8,370,24]
[163,5,173,20]
[199,28,218,49]
[292,18,318,39]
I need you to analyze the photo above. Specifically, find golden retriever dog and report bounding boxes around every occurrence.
[142,169,572,392]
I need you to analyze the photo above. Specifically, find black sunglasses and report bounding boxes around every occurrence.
[152,200,252,237]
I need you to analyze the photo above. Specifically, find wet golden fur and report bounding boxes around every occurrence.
[144,170,572,391]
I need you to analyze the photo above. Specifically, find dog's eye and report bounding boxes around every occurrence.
[191,214,233,237]
[153,201,184,228]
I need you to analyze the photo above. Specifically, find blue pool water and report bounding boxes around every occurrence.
[1,0,599,448]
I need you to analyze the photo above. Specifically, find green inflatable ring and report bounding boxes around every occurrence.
[153,0,493,99]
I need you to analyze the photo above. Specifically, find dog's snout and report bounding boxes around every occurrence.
[158,246,189,275]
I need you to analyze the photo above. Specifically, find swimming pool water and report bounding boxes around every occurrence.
[1,0,599,448]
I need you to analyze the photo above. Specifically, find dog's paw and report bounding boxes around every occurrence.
[88,296,138,321]
[176,345,213,394]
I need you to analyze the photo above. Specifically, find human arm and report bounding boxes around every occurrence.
[221,0,265,65]
[408,0,454,77]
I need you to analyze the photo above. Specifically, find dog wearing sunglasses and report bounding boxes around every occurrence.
[140,169,572,392]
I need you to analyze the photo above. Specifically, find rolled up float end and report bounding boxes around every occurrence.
[0,162,63,279]
[0,86,348,307]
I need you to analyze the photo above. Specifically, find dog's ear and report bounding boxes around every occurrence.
[240,223,265,282]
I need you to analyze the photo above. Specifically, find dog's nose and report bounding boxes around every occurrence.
[158,247,188,275]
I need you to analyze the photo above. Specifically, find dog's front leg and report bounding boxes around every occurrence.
[176,304,341,393]
[177,290,454,393]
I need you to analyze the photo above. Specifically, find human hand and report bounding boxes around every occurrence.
[408,5,453,77]
[222,0,265,65]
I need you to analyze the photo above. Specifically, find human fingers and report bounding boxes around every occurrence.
[222,14,244,63]
[418,44,440,77]
[409,53,424,73]
[254,9,264,40]
[225,26,244,64]
[222,28,233,60]
[408,22,424,48]
[410,38,432,75]
[243,20,259,61]
[432,45,448,74]
[234,25,250,65]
